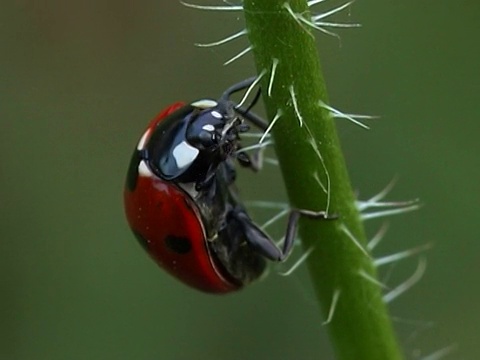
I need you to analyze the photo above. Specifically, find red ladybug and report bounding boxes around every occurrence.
[124,78,331,293]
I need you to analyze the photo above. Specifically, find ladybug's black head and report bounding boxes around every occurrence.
[186,99,246,158]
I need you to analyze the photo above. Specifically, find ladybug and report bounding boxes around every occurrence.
[124,78,332,293]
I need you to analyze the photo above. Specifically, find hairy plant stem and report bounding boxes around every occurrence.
[243,1,403,359]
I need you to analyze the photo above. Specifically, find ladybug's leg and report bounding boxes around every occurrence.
[236,149,263,172]
[235,100,270,172]
[235,106,268,131]
[222,77,270,169]
[220,77,268,130]
[234,208,336,261]
[220,77,257,100]
[234,116,267,172]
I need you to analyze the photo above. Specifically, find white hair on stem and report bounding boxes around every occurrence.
[260,208,289,230]
[318,100,370,129]
[246,201,288,210]
[315,21,361,29]
[313,170,328,194]
[289,85,304,127]
[194,29,247,48]
[236,70,265,108]
[358,269,389,289]
[374,243,432,267]
[361,204,421,221]
[418,344,458,360]
[282,2,315,39]
[278,247,315,276]
[259,109,283,144]
[367,222,390,251]
[236,140,273,153]
[240,132,270,139]
[322,288,341,325]
[264,157,279,166]
[312,1,355,21]
[340,223,371,258]
[383,258,427,303]
[268,58,280,97]
[308,0,329,6]
[297,14,342,39]
[332,112,379,120]
[223,45,253,66]
[358,199,420,212]
[357,178,421,220]
[290,1,360,40]
[283,1,355,40]
[360,177,398,205]
[180,1,243,11]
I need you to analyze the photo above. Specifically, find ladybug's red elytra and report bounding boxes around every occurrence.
[124,78,333,293]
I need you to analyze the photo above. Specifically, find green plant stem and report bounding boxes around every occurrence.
[243,1,403,359]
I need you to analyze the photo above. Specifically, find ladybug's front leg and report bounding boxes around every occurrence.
[233,208,336,261]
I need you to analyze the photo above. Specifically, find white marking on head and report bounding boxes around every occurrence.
[191,99,217,109]
[137,129,151,150]
[202,124,215,131]
[211,111,223,119]
[138,160,153,177]
[173,141,199,169]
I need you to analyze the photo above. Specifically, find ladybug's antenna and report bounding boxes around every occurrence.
[219,77,268,131]
[220,77,257,101]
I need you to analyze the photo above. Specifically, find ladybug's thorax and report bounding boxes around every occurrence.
[140,100,243,186]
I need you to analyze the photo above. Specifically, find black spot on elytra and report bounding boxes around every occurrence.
[133,231,150,253]
[165,235,192,254]
[126,150,142,192]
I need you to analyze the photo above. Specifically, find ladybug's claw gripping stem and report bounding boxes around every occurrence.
[235,208,337,262]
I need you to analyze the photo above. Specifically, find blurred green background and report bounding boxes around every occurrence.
[1,1,478,359]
